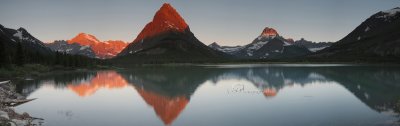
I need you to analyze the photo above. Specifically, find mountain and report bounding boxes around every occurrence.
[67,33,128,59]
[116,3,224,63]
[294,38,333,52]
[314,7,400,61]
[46,40,96,58]
[209,27,311,59]
[208,42,244,55]
[0,24,99,67]
[0,24,55,66]
[0,24,52,55]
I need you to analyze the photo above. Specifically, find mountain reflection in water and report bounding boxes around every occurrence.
[14,65,400,125]
[67,71,130,97]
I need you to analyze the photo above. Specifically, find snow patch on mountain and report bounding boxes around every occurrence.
[248,41,268,50]
[365,26,370,32]
[218,46,243,53]
[375,7,400,19]
[246,41,270,56]
[13,30,27,40]
[80,46,89,50]
[66,48,73,52]
[12,29,48,48]
[164,21,180,30]
[283,41,291,46]
[46,40,96,58]
[208,42,244,55]
[309,47,328,52]
[383,7,400,16]
[84,34,100,43]
[107,53,115,56]
[258,36,275,40]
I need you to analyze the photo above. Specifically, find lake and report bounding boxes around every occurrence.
[14,64,400,126]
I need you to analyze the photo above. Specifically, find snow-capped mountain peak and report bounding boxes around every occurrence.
[13,30,24,40]
[13,28,32,41]
[67,33,128,59]
[382,7,400,16]
[0,24,52,55]
[374,7,400,20]
[11,27,47,47]
[210,27,321,59]
[69,33,101,45]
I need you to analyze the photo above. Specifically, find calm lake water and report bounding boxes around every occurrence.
[14,64,400,126]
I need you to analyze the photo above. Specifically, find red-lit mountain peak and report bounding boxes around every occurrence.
[154,3,188,29]
[260,27,279,37]
[133,3,189,43]
[67,33,128,59]
[68,33,101,46]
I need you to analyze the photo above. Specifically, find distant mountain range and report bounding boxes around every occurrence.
[1,4,399,64]
[0,25,98,67]
[209,27,333,59]
[46,40,96,58]
[46,33,128,59]
[293,38,332,52]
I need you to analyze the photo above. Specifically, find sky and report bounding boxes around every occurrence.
[0,0,399,46]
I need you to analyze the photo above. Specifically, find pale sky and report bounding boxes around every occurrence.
[0,0,399,46]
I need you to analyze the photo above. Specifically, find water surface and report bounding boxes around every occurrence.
[15,64,400,126]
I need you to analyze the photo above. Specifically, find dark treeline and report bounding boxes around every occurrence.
[0,41,102,68]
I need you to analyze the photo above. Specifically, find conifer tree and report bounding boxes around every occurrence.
[15,42,25,66]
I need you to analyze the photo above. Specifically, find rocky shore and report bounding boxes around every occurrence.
[0,81,43,126]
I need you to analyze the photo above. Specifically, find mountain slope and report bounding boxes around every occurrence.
[314,7,400,61]
[0,24,55,66]
[67,33,128,59]
[0,24,52,55]
[208,42,244,55]
[116,3,225,63]
[294,38,332,52]
[46,40,96,58]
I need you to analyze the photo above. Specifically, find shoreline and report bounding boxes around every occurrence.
[0,80,43,126]
[0,64,122,81]
[2,62,400,81]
